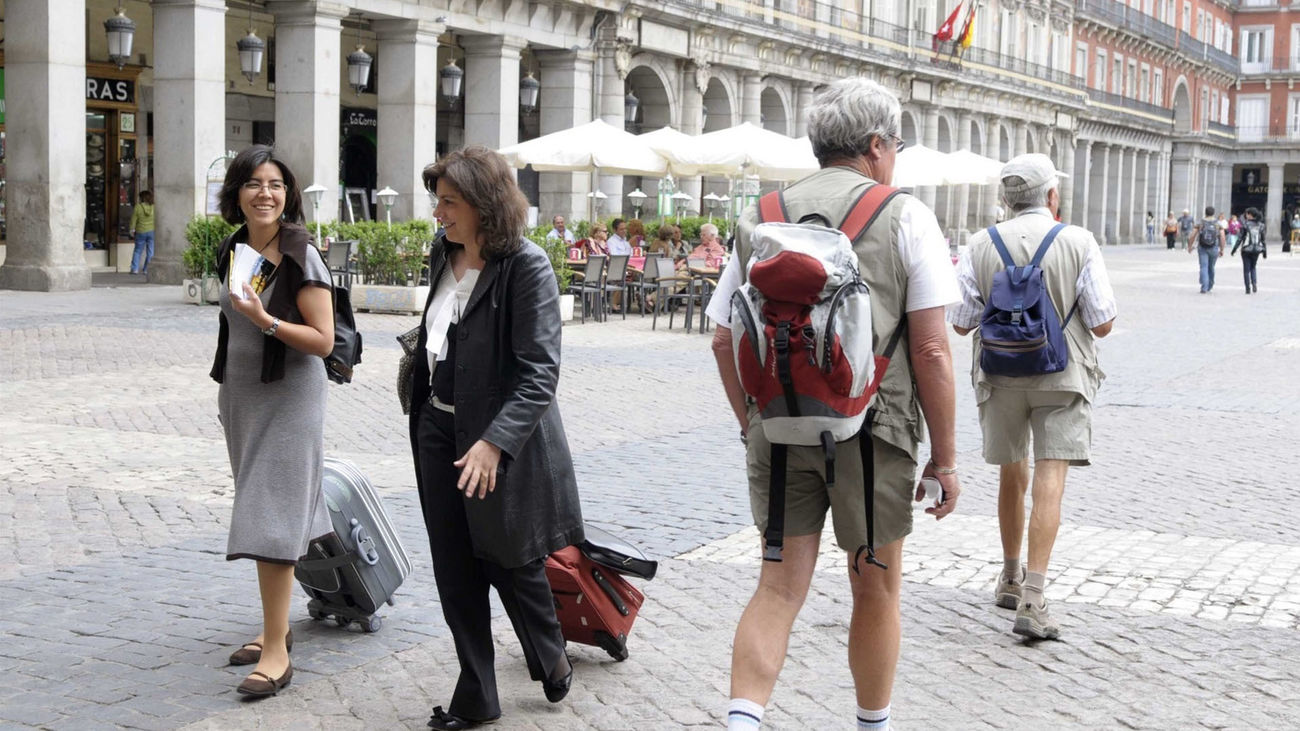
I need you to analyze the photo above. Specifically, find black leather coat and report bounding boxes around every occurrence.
[408,236,584,568]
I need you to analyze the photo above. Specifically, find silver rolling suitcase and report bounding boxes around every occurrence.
[295,457,413,632]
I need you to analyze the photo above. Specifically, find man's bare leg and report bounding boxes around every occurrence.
[847,539,904,710]
[997,459,1031,561]
[1026,459,1069,575]
[729,533,821,706]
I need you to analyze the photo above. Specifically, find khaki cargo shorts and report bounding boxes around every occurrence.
[746,418,918,553]
[978,389,1091,466]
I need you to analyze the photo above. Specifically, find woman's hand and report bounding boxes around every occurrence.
[454,440,502,499]
[231,283,273,329]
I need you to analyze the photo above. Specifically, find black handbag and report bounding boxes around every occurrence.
[324,286,363,384]
[396,325,420,414]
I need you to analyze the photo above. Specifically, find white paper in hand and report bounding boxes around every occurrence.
[228,243,270,300]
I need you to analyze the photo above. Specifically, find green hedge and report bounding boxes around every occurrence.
[527,224,573,293]
[318,220,434,286]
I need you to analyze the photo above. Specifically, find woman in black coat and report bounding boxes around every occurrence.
[409,146,584,731]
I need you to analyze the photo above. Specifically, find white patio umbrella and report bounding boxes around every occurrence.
[497,119,668,176]
[639,126,702,177]
[945,149,1006,186]
[649,123,817,181]
[891,144,956,187]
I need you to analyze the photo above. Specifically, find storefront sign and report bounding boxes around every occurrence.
[86,77,135,105]
[341,108,377,145]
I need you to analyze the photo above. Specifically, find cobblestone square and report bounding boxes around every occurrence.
[2,245,1300,729]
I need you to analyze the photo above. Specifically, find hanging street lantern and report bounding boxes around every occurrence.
[519,72,541,113]
[347,44,373,96]
[237,30,266,84]
[104,7,136,69]
[624,91,639,125]
[440,59,464,104]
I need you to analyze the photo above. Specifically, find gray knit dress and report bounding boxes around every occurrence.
[219,249,333,564]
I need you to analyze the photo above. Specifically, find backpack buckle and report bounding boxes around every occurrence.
[1010,308,1022,325]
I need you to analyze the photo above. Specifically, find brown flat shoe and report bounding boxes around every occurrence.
[236,663,293,698]
[228,629,293,666]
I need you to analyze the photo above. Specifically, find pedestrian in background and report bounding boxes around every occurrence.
[948,153,1117,640]
[1177,208,1196,249]
[1234,206,1267,294]
[412,146,584,731]
[1281,209,1292,253]
[129,190,155,275]
[1190,206,1226,294]
[210,145,336,698]
[1145,211,1155,244]
[707,77,961,731]
[1163,211,1178,249]
[1226,214,1242,253]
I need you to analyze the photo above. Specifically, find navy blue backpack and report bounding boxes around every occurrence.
[979,223,1077,377]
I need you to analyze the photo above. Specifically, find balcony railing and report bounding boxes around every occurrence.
[1076,0,1176,47]
[1236,124,1300,143]
[1239,56,1300,75]
[1086,87,1174,122]
[963,46,1084,90]
[1174,32,1240,76]
[1207,120,1236,137]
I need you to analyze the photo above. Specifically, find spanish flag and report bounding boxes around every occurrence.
[959,9,976,48]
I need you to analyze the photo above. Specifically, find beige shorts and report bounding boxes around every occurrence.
[978,389,1091,466]
[746,419,918,553]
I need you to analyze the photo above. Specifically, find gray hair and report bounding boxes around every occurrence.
[700,222,718,238]
[1002,177,1057,213]
[807,78,902,166]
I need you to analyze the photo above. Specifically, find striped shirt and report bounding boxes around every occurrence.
[947,208,1118,331]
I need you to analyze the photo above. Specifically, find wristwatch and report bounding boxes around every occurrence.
[261,317,280,337]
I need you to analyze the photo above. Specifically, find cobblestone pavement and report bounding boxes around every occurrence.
[1,246,1299,729]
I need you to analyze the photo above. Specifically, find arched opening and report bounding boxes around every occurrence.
[900,109,920,147]
[998,125,1012,161]
[760,87,790,135]
[703,77,735,132]
[624,65,675,218]
[936,115,955,232]
[1171,79,1193,134]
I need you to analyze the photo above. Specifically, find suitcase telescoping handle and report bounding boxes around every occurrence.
[590,567,629,616]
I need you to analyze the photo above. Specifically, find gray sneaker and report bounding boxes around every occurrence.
[994,572,1022,610]
[1013,598,1061,640]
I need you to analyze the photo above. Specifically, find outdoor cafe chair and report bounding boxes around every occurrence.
[628,256,663,317]
[600,254,631,320]
[648,257,685,331]
[567,255,607,324]
[327,239,358,289]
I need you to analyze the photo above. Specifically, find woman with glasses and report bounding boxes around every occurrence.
[585,223,611,257]
[209,144,336,698]
[412,146,584,730]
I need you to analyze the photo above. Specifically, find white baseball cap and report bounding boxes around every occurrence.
[1000,153,1066,194]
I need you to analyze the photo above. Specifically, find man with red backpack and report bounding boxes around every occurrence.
[947,153,1117,640]
[706,78,961,731]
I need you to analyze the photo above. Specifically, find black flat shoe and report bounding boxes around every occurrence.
[542,656,573,703]
[427,706,498,730]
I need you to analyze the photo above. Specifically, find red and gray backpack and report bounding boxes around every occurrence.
[730,184,904,572]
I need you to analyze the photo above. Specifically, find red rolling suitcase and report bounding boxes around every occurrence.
[545,546,644,661]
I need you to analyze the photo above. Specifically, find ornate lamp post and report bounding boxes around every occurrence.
[303,184,326,244]
[627,188,647,219]
[104,7,136,69]
[519,72,541,113]
[440,59,464,105]
[376,186,398,229]
[347,44,373,96]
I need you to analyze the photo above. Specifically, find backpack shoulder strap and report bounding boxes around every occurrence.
[1029,223,1067,268]
[839,184,902,242]
[987,226,1015,267]
[758,191,788,224]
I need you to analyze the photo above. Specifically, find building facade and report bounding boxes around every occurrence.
[0,0,1294,290]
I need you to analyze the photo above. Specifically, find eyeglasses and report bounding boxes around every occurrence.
[242,180,287,194]
[886,134,905,153]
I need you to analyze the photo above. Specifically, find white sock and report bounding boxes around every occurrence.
[857,704,890,730]
[727,698,764,730]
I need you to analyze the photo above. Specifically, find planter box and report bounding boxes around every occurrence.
[203,275,221,304]
[352,283,430,314]
[558,293,575,322]
[182,279,204,305]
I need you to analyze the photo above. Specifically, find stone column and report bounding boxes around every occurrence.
[1265,162,1284,234]
[678,62,706,208]
[1108,147,1124,243]
[1014,120,1028,156]
[374,19,443,223]
[536,48,595,222]
[1076,140,1093,231]
[1090,144,1110,243]
[271,0,345,223]
[595,39,625,212]
[462,35,525,150]
[794,83,815,137]
[919,106,939,209]
[0,0,90,290]
[742,73,763,125]
[1169,150,1193,221]
[1059,133,1076,226]
[954,112,972,244]
[150,0,228,284]
[1138,150,1152,242]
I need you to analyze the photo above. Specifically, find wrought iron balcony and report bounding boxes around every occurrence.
[1086,87,1174,122]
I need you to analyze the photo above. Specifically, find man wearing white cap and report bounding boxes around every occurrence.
[947,153,1117,640]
